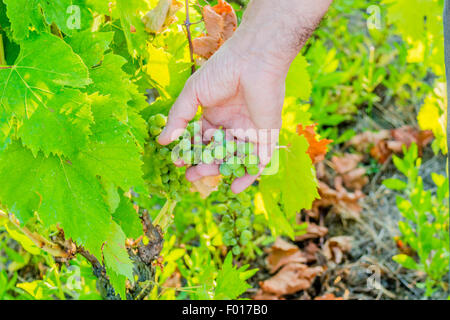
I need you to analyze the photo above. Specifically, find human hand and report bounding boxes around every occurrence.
[158,0,333,193]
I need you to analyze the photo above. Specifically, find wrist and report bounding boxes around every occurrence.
[227,0,332,74]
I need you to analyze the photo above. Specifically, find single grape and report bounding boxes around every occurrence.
[226,141,237,154]
[244,154,259,166]
[179,139,191,151]
[232,246,241,255]
[220,163,233,176]
[245,142,255,155]
[246,164,260,176]
[236,142,246,156]
[202,148,214,164]
[235,218,249,231]
[213,145,226,160]
[150,125,162,136]
[154,114,167,127]
[213,129,225,143]
[234,166,246,178]
[162,174,170,183]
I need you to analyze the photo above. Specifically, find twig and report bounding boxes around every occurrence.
[0,210,70,258]
[184,0,196,75]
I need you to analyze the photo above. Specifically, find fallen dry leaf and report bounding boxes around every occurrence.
[259,263,324,296]
[331,153,368,191]
[190,175,222,198]
[295,223,328,242]
[193,0,237,59]
[322,236,353,264]
[312,180,364,220]
[164,270,182,288]
[265,238,307,274]
[347,130,390,152]
[297,124,333,164]
[143,0,182,34]
[314,293,344,300]
[331,154,363,175]
[349,127,433,164]
[253,289,283,300]
[304,242,320,263]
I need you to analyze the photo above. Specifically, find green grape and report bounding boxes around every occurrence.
[226,141,237,154]
[159,147,170,156]
[246,164,259,176]
[213,145,226,160]
[154,114,167,127]
[169,180,180,190]
[179,139,191,151]
[245,142,255,154]
[161,166,169,174]
[235,218,249,231]
[236,142,246,156]
[233,166,246,178]
[216,204,228,214]
[202,148,214,164]
[213,129,225,143]
[232,246,241,255]
[244,154,259,166]
[150,125,162,136]
[220,163,233,176]
[240,230,252,245]
[169,171,178,181]
[162,174,170,183]
[182,151,193,164]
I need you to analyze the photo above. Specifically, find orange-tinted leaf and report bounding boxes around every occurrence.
[297,124,333,164]
[193,0,237,59]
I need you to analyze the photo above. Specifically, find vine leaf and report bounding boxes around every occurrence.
[78,99,146,195]
[285,55,311,101]
[115,0,149,59]
[112,193,143,240]
[103,222,135,299]
[0,142,113,260]
[17,89,93,158]
[66,30,115,68]
[259,133,319,239]
[0,32,91,120]
[87,53,135,121]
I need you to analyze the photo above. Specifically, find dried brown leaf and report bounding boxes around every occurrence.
[295,223,328,242]
[259,263,324,296]
[322,236,353,264]
[265,238,307,274]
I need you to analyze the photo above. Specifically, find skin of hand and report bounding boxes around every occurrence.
[158,0,333,194]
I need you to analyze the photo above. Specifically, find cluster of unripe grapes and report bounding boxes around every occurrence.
[146,114,189,201]
[175,122,261,179]
[146,114,257,255]
[212,180,254,255]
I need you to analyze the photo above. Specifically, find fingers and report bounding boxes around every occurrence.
[231,171,260,194]
[158,80,199,145]
[186,163,220,182]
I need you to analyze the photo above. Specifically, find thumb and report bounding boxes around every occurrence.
[158,80,199,145]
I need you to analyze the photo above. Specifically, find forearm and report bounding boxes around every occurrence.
[229,0,333,73]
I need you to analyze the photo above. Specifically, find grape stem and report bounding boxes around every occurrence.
[153,199,178,232]
[184,0,196,75]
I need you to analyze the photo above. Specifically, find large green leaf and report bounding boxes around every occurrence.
[0,33,91,120]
